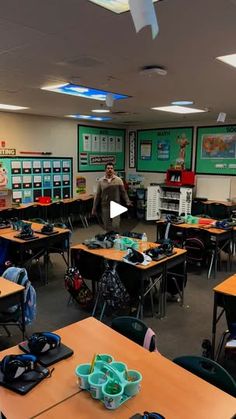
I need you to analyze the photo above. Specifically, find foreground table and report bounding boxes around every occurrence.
[1,318,235,419]
[1,317,236,418]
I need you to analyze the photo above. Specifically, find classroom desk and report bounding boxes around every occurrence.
[35,391,130,418]
[211,274,236,360]
[71,241,187,319]
[3,318,235,419]
[156,220,232,279]
[0,277,25,339]
[0,222,70,283]
[0,194,94,224]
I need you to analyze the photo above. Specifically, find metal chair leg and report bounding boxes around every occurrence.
[99,302,107,321]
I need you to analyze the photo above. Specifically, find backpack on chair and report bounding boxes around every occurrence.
[2,267,36,325]
[64,267,93,308]
[99,263,130,310]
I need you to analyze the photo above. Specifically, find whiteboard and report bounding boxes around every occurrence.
[196,176,231,201]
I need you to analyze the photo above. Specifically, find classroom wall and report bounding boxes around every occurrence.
[0,112,235,200]
[0,112,120,196]
[127,121,236,201]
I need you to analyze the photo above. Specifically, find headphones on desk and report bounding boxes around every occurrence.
[214,220,231,230]
[28,332,61,355]
[1,354,37,381]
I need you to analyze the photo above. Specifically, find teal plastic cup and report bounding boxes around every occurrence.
[124,370,142,396]
[88,371,108,399]
[110,361,127,373]
[75,363,91,390]
[102,381,124,409]
[96,354,114,363]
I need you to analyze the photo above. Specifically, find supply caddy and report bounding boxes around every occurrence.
[75,353,142,410]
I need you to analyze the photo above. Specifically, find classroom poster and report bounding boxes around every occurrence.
[0,157,73,203]
[137,127,193,172]
[196,125,236,174]
[78,125,125,171]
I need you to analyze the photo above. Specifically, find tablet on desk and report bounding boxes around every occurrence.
[0,365,49,395]
[18,341,74,367]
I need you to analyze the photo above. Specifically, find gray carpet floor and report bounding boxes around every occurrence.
[0,219,235,376]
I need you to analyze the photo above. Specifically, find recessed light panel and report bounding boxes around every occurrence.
[42,83,128,101]
[92,109,110,113]
[171,100,193,106]
[66,114,112,121]
[0,104,29,110]
[216,53,236,68]
[151,105,206,114]
[88,0,159,14]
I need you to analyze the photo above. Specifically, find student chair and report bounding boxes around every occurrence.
[0,267,36,340]
[173,355,236,397]
[191,199,206,217]
[111,316,158,352]
[47,223,70,267]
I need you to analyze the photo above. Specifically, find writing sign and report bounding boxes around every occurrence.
[90,155,116,165]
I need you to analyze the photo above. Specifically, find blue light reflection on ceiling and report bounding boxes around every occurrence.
[43,83,128,101]
[67,114,112,121]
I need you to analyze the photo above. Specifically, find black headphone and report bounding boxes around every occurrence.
[28,332,61,355]
[1,354,37,381]
[143,413,165,419]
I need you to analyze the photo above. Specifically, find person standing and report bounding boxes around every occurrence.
[92,162,131,231]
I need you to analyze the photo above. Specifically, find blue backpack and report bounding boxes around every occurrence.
[2,267,37,325]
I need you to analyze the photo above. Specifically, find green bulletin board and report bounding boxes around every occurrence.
[78,125,125,171]
[0,156,73,203]
[196,125,236,175]
[137,127,193,172]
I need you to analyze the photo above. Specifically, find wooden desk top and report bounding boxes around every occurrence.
[0,277,24,298]
[35,392,130,418]
[0,222,70,243]
[71,241,186,270]
[213,274,236,297]
[0,195,94,213]
[204,200,236,207]
[8,317,235,419]
[156,220,230,235]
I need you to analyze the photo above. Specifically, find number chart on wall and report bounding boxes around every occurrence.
[196,125,236,175]
[78,125,125,171]
[0,157,73,203]
[137,127,193,172]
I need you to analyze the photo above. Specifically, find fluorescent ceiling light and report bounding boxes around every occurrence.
[88,0,159,14]
[92,109,110,113]
[0,104,29,110]
[171,100,193,106]
[66,114,111,121]
[42,82,128,101]
[216,53,236,68]
[151,105,206,114]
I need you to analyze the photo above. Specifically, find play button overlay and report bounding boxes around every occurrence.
[110,201,127,218]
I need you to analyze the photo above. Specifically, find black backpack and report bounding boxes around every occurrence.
[98,264,130,310]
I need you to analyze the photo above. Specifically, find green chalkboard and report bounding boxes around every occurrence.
[78,125,125,172]
[137,127,193,172]
[196,125,236,175]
